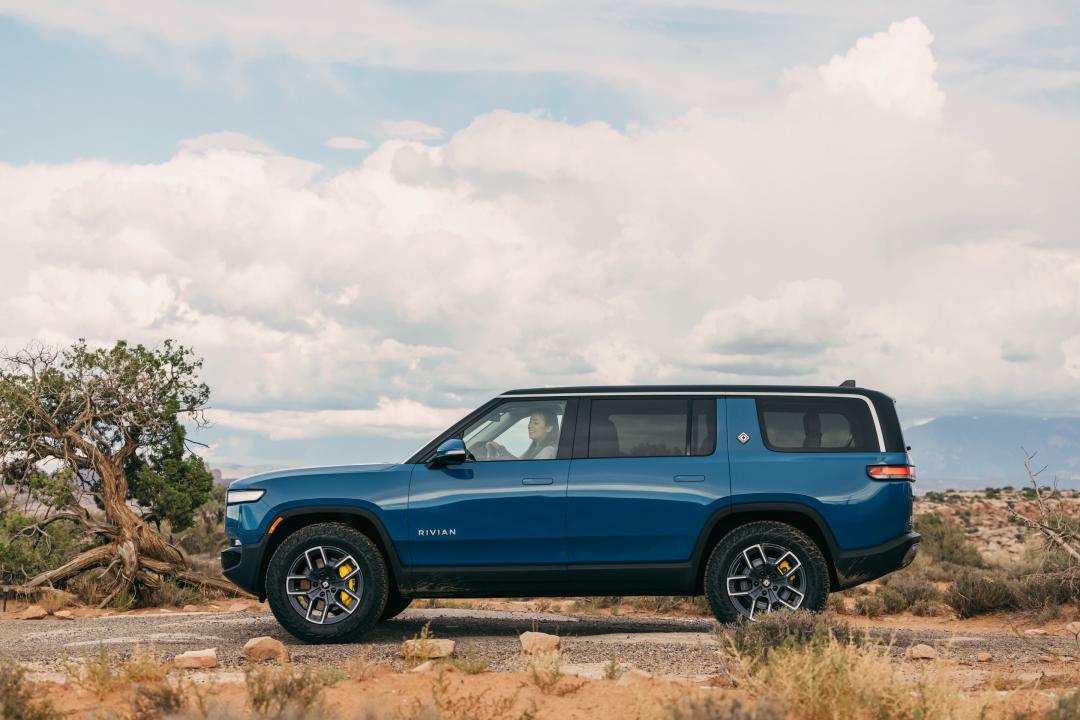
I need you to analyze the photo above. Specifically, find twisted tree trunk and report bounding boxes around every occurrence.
[24,457,247,603]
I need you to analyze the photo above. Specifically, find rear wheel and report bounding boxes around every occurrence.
[266,522,388,643]
[704,521,829,623]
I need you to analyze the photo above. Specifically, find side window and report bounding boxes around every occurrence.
[756,397,877,452]
[589,398,689,458]
[462,400,567,461]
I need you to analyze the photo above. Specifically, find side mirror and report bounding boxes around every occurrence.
[429,438,468,468]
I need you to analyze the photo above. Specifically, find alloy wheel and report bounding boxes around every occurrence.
[725,542,806,619]
[285,545,364,625]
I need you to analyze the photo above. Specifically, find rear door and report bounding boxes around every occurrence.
[566,396,729,564]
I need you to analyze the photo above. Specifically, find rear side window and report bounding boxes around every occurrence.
[756,397,877,452]
[588,398,716,458]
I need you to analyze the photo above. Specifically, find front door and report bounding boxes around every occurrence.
[407,398,572,569]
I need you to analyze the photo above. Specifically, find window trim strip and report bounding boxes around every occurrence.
[500,391,886,453]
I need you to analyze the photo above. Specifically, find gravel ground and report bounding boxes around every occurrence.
[3,608,1078,679]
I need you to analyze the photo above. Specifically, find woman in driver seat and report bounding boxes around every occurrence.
[485,409,560,460]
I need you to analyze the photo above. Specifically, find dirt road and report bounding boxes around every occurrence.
[4,606,1078,682]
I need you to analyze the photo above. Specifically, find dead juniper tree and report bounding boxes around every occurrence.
[0,339,243,604]
[1006,449,1080,592]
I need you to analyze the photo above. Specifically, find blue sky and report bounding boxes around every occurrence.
[2,3,1079,475]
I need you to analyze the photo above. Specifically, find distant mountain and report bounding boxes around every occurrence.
[904,415,1080,491]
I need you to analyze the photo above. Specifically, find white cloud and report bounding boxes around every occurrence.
[789,17,946,121]
[209,398,469,440]
[2,18,1080,460]
[180,132,276,154]
[325,136,370,150]
[380,120,446,141]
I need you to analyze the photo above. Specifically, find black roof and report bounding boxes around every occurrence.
[503,384,882,396]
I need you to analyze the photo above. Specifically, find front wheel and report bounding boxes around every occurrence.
[265,522,389,643]
[704,521,829,623]
[380,593,412,621]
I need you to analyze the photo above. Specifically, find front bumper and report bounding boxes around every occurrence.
[221,537,269,599]
[832,531,920,590]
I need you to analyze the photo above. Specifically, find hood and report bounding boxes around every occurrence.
[230,463,405,489]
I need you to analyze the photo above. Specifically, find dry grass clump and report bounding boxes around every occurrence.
[665,693,780,720]
[721,610,864,660]
[444,648,489,675]
[244,663,341,719]
[423,669,536,720]
[62,644,172,698]
[0,657,59,720]
[730,637,957,720]
[526,650,584,696]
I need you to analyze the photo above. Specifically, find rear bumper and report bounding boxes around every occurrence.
[221,538,269,599]
[833,531,920,590]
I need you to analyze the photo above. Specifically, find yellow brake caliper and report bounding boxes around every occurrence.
[338,563,357,606]
[778,559,796,582]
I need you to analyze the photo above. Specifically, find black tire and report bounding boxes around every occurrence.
[380,592,412,621]
[265,522,388,643]
[704,521,829,623]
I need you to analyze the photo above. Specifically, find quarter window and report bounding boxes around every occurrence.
[757,397,876,452]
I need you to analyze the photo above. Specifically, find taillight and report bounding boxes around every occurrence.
[867,465,916,481]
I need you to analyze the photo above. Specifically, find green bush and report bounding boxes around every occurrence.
[913,513,982,567]
[723,610,864,660]
[0,508,78,585]
[877,588,908,614]
[945,569,1017,618]
[854,595,885,618]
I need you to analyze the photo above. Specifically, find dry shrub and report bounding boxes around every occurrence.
[733,637,958,720]
[910,598,947,617]
[946,569,1017,617]
[854,595,885,618]
[526,650,583,695]
[914,513,983,567]
[666,694,781,720]
[881,569,942,606]
[826,593,848,614]
[722,610,864,660]
[0,657,59,720]
[62,645,123,698]
[35,589,76,614]
[245,664,334,719]
[425,669,535,720]
[131,681,184,720]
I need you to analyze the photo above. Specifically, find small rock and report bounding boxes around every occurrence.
[16,605,48,620]
[53,610,75,621]
[174,648,218,669]
[243,636,290,663]
[1038,655,1055,663]
[977,652,992,662]
[401,639,455,659]
[519,631,561,655]
[228,601,249,612]
[410,661,435,673]
[910,644,938,660]
[1024,629,1049,636]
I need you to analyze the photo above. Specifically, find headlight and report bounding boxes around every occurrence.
[227,489,266,504]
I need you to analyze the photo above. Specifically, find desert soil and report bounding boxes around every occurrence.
[3,601,1080,686]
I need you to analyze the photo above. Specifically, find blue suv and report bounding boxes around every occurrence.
[222,385,919,643]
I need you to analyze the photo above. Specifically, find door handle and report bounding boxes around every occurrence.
[674,475,705,483]
[522,477,554,485]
